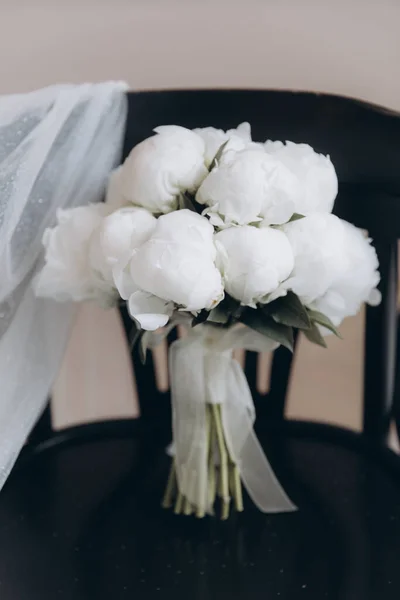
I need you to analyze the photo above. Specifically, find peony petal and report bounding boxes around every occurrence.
[133,313,170,331]
[128,290,173,331]
[194,123,252,167]
[233,122,251,139]
[214,239,229,276]
[368,288,382,307]
[113,265,139,300]
[207,211,226,229]
[264,200,296,226]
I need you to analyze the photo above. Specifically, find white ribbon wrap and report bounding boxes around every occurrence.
[168,325,297,514]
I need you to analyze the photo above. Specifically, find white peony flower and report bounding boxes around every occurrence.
[151,208,217,262]
[127,210,224,328]
[119,125,208,214]
[35,203,116,307]
[282,214,380,327]
[215,225,294,307]
[312,220,380,326]
[264,141,338,215]
[196,149,298,227]
[283,213,347,304]
[89,206,156,283]
[194,122,252,167]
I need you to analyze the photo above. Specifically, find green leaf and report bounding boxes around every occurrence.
[179,192,197,212]
[266,292,311,330]
[139,334,148,364]
[303,322,327,348]
[193,309,209,326]
[307,309,342,338]
[288,213,306,222]
[209,140,229,171]
[242,309,294,351]
[224,294,243,319]
[212,293,242,321]
[207,305,230,325]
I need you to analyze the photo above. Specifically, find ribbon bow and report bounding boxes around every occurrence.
[167,325,296,514]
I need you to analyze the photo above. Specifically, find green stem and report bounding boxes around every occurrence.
[174,491,184,514]
[162,461,177,509]
[231,464,244,512]
[196,405,211,518]
[162,401,244,519]
[183,496,193,516]
[212,404,230,520]
[224,432,244,514]
[208,405,216,509]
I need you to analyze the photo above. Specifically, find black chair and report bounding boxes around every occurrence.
[1,90,400,600]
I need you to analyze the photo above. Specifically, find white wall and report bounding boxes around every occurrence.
[1,0,399,110]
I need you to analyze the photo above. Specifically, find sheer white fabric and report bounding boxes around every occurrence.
[0,82,128,490]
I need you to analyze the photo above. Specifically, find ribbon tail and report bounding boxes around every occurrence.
[169,337,209,513]
[222,358,297,513]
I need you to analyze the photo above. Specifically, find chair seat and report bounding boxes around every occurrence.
[0,422,399,600]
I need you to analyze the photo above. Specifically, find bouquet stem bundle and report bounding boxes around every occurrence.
[162,404,244,519]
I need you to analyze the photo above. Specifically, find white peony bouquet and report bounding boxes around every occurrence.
[36,123,380,519]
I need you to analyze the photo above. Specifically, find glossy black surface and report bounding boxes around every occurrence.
[1,422,400,600]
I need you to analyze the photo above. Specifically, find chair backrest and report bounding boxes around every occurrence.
[34,90,400,446]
